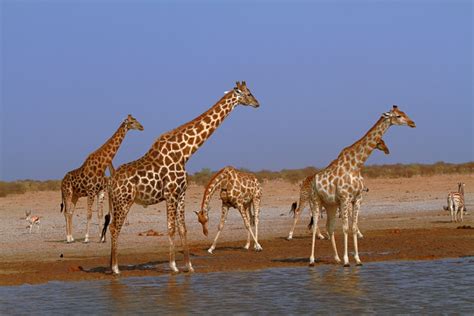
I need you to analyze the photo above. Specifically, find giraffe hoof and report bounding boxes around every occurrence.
[254,245,263,252]
[343,263,350,268]
[207,248,214,254]
[184,266,195,273]
[309,262,315,267]
[111,266,120,275]
[356,262,363,267]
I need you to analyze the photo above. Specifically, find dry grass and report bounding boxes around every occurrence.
[190,161,473,185]
[0,180,60,197]
[1,162,472,197]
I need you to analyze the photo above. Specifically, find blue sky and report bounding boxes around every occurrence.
[1,0,472,181]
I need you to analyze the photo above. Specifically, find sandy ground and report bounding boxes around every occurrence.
[0,174,473,286]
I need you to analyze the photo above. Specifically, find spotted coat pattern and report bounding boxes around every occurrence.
[308,106,415,267]
[195,166,263,254]
[104,82,260,274]
[60,115,143,243]
[287,139,390,240]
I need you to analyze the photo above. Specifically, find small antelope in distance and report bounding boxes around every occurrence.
[443,182,466,222]
[25,210,40,233]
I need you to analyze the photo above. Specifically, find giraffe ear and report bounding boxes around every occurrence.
[382,112,390,118]
[224,91,229,94]
[233,87,243,96]
[392,105,398,109]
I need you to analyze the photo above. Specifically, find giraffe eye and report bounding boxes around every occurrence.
[396,115,401,118]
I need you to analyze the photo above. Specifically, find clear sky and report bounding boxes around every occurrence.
[1,0,472,181]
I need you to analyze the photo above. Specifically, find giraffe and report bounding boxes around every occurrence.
[60,115,144,243]
[286,139,390,241]
[308,105,415,267]
[194,166,263,254]
[101,81,260,275]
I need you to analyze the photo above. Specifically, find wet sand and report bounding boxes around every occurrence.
[0,174,473,286]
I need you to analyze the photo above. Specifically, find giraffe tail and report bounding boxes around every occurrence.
[101,214,111,242]
[308,216,314,230]
[289,202,298,218]
[60,191,64,213]
[100,189,113,242]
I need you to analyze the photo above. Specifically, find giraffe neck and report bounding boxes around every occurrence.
[201,168,229,214]
[148,92,240,163]
[86,122,128,171]
[337,117,391,172]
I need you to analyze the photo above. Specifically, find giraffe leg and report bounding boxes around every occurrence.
[208,205,229,254]
[64,195,77,243]
[309,200,321,266]
[165,192,180,273]
[176,192,194,273]
[340,198,351,267]
[109,197,134,275]
[97,191,105,238]
[253,197,261,251]
[240,204,262,251]
[352,197,363,266]
[244,204,252,250]
[325,205,341,263]
[84,195,94,243]
[312,200,326,240]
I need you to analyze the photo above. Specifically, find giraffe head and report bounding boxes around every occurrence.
[458,182,465,193]
[194,208,209,236]
[375,139,390,154]
[124,114,144,131]
[232,81,260,108]
[383,105,416,128]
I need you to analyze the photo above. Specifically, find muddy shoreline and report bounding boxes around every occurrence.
[1,225,473,286]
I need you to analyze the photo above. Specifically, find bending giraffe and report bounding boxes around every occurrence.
[101,81,260,275]
[443,182,466,222]
[308,105,415,267]
[286,139,390,241]
[194,166,263,254]
[60,115,143,243]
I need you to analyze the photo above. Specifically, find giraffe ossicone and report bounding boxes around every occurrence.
[101,81,260,275]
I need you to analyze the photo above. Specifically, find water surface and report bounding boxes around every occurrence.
[1,258,473,314]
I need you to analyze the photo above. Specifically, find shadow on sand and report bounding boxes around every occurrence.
[81,260,169,274]
[271,257,315,264]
